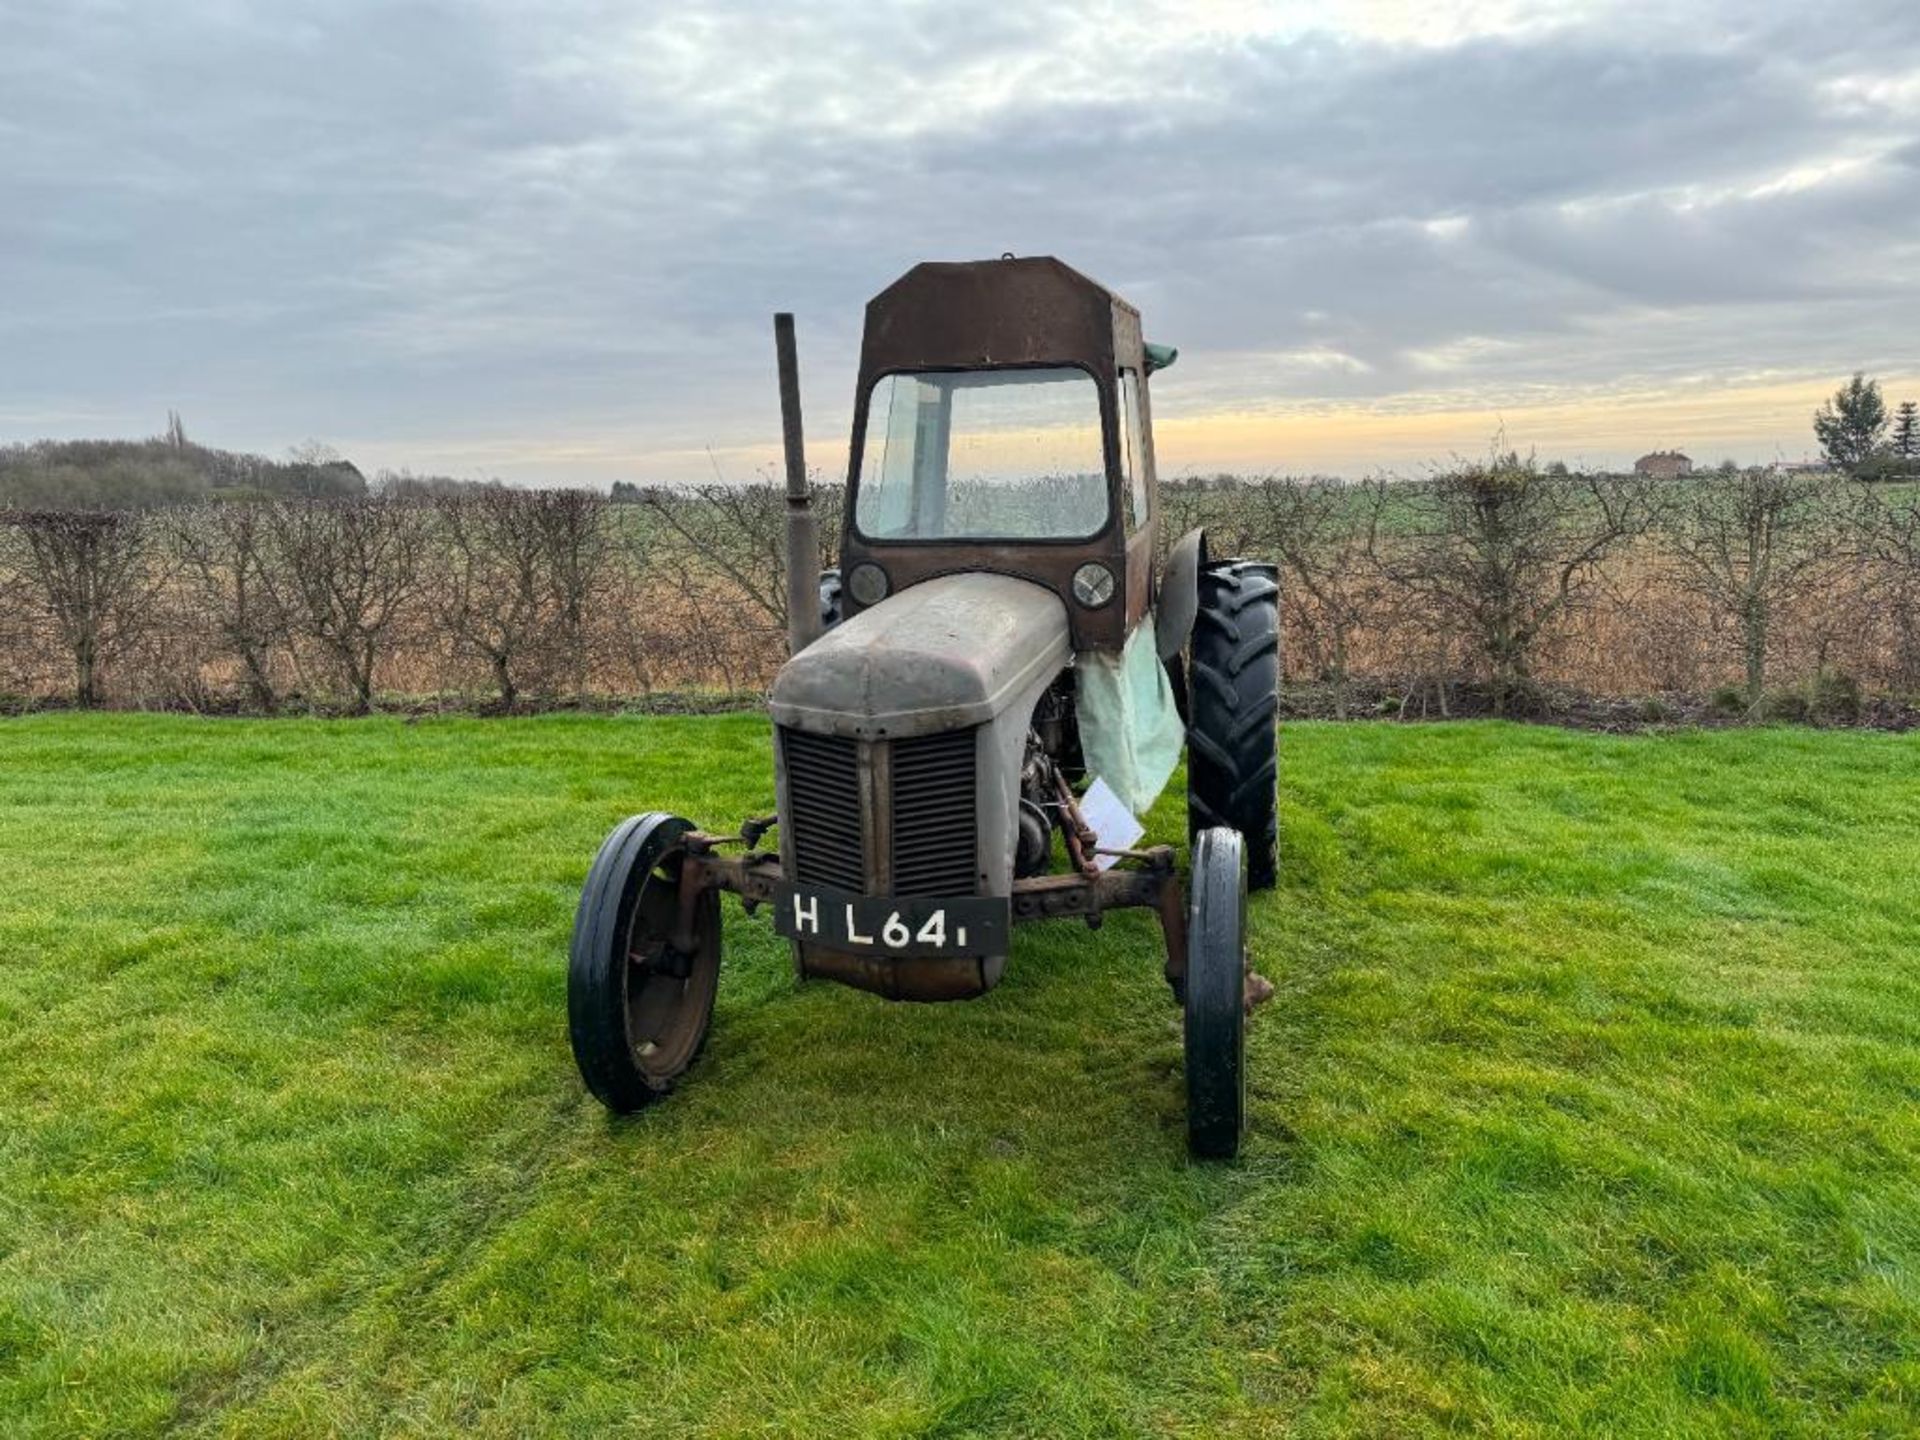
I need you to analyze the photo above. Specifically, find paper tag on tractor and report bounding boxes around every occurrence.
[1078,777,1144,871]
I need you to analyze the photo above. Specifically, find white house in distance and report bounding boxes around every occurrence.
[1633,450,1693,478]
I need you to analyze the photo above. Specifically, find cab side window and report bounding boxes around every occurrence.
[1117,367,1151,528]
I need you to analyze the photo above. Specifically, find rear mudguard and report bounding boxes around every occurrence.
[1155,527,1209,661]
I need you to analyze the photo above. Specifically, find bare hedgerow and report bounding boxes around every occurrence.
[0,522,39,696]
[1154,481,1211,561]
[1662,468,1845,712]
[263,496,430,714]
[1382,455,1657,715]
[168,502,289,710]
[432,490,554,709]
[642,483,790,631]
[1248,476,1392,717]
[431,489,613,708]
[639,477,843,637]
[1854,481,1920,693]
[1156,477,1266,560]
[2,508,167,707]
[532,488,612,700]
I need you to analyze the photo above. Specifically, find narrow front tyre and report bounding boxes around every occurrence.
[1185,826,1248,1159]
[568,812,721,1113]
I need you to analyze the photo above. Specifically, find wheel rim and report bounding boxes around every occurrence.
[620,850,719,1085]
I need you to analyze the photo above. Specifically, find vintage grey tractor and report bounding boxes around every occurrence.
[568,256,1277,1157]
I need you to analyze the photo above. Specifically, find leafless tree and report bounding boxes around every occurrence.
[1663,467,1840,709]
[264,497,429,713]
[533,488,612,699]
[168,503,288,709]
[429,488,612,707]
[1384,455,1656,714]
[1248,476,1391,716]
[432,490,552,708]
[1156,479,1230,560]
[0,522,42,694]
[3,509,165,706]
[638,476,845,634]
[1857,482,1920,691]
[642,483,791,629]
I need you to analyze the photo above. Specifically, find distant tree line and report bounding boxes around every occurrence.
[0,431,371,510]
[0,417,541,511]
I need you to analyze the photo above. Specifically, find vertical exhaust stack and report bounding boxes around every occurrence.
[775,312,823,657]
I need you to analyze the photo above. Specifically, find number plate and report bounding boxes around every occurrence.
[772,882,1010,958]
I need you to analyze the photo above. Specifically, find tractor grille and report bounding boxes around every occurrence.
[781,727,864,891]
[890,728,978,896]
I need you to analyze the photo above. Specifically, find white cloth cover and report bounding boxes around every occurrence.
[1074,615,1186,818]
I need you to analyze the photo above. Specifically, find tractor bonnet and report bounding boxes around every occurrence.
[770,572,1070,740]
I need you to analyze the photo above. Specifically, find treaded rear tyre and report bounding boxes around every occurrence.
[818,567,844,631]
[1187,559,1280,890]
[1186,826,1247,1159]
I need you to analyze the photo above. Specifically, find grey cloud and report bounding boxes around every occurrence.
[1,0,1916,478]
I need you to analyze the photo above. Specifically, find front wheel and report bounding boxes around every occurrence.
[568,812,721,1113]
[1185,826,1248,1159]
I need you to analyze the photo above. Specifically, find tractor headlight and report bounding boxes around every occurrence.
[1072,562,1116,608]
[847,562,889,605]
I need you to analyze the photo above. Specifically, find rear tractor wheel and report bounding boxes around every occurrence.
[568,812,721,1113]
[819,567,844,631]
[1187,558,1280,890]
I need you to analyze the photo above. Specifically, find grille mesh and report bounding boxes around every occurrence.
[891,729,978,896]
[782,727,864,891]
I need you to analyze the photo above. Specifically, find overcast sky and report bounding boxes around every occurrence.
[4,0,1917,482]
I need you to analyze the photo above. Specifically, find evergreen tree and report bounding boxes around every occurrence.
[1894,400,1918,461]
[1812,373,1887,471]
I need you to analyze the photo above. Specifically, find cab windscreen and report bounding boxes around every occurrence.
[854,366,1107,541]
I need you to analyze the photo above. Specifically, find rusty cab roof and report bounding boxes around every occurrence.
[858,255,1136,380]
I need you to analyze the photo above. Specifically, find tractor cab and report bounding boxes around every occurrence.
[835,256,1174,652]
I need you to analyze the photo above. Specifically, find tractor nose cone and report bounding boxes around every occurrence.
[769,572,1069,740]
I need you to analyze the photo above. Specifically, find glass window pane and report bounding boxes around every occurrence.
[855,367,1108,540]
[1121,369,1151,527]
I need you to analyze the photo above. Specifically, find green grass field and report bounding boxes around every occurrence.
[2,715,1917,1437]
